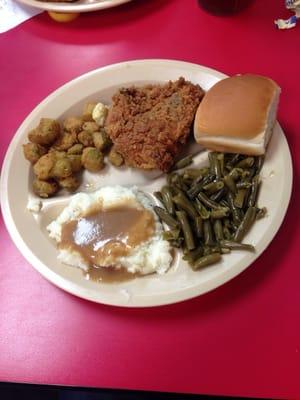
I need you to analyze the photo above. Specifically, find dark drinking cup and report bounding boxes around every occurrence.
[198,0,252,16]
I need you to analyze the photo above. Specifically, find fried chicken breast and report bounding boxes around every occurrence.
[105,77,204,171]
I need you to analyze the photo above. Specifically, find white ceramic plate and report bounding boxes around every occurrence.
[15,0,132,13]
[0,60,293,307]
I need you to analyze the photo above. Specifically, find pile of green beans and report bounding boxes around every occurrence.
[154,152,266,270]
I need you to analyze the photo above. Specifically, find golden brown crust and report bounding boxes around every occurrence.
[105,78,204,172]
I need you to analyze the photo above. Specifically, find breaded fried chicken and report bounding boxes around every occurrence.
[105,77,204,171]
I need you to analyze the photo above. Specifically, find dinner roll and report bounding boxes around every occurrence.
[194,74,281,155]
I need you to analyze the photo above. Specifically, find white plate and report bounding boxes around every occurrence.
[0,60,293,307]
[15,0,132,13]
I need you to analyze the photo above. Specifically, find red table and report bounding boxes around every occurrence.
[1,0,299,398]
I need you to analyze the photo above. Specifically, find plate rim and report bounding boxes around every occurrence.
[0,59,293,307]
[15,0,132,13]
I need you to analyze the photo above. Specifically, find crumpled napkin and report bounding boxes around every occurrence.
[0,0,42,33]
[275,0,300,29]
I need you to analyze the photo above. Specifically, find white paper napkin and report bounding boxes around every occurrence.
[0,0,42,33]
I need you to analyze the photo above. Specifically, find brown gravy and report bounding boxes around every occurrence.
[85,265,138,283]
[60,203,155,282]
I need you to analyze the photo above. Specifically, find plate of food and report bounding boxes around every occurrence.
[15,0,132,14]
[0,59,293,307]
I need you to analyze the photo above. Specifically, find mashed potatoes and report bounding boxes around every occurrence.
[47,186,172,276]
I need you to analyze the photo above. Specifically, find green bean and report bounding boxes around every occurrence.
[203,220,214,246]
[192,253,222,270]
[220,240,255,252]
[162,229,181,241]
[210,208,230,219]
[172,193,198,219]
[169,238,184,248]
[246,167,256,180]
[234,206,257,242]
[221,247,231,254]
[198,191,221,210]
[210,245,222,254]
[175,174,189,191]
[156,152,265,272]
[236,181,252,189]
[167,172,178,185]
[220,199,230,208]
[153,191,164,204]
[199,167,210,176]
[248,175,260,207]
[210,188,226,202]
[234,189,247,209]
[236,157,255,169]
[194,199,210,219]
[213,219,224,241]
[203,246,212,256]
[217,153,225,176]
[203,181,224,195]
[169,184,186,198]
[183,169,203,180]
[223,174,237,194]
[209,152,222,179]
[176,211,195,250]
[195,216,203,238]
[227,192,241,225]
[173,155,193,170]
[240,170,251,179]
[187,174,215,199]
[223,226,232,240]
[226,154,241,170]
[229,167,243,180]
[256,207,267,219]
[161,186,175,215]
[154,206,179,229]
[183,246,204,264]
[255,155,265,173]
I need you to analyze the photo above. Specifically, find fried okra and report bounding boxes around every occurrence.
[32,179,59,198]
[82,103,96,122]
[57,175,80,192]
[108,146,124,167]
[23,143,47,164]
[63,117,83,134]
[67,154,82,173]
[78,130,94,147]
[51,158,73,179]
[24,102,113,197]
[53,131,77,151]
[81,147,104,172]
[92,130,112,151]
[82,121,99,133]
[67,143,83,155]
[33,153,56,180]
[28,118,60,146]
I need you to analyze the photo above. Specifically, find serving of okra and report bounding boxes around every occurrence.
[154,152,267,271]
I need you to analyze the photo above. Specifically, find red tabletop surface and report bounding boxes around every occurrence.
[1,0,300,398]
